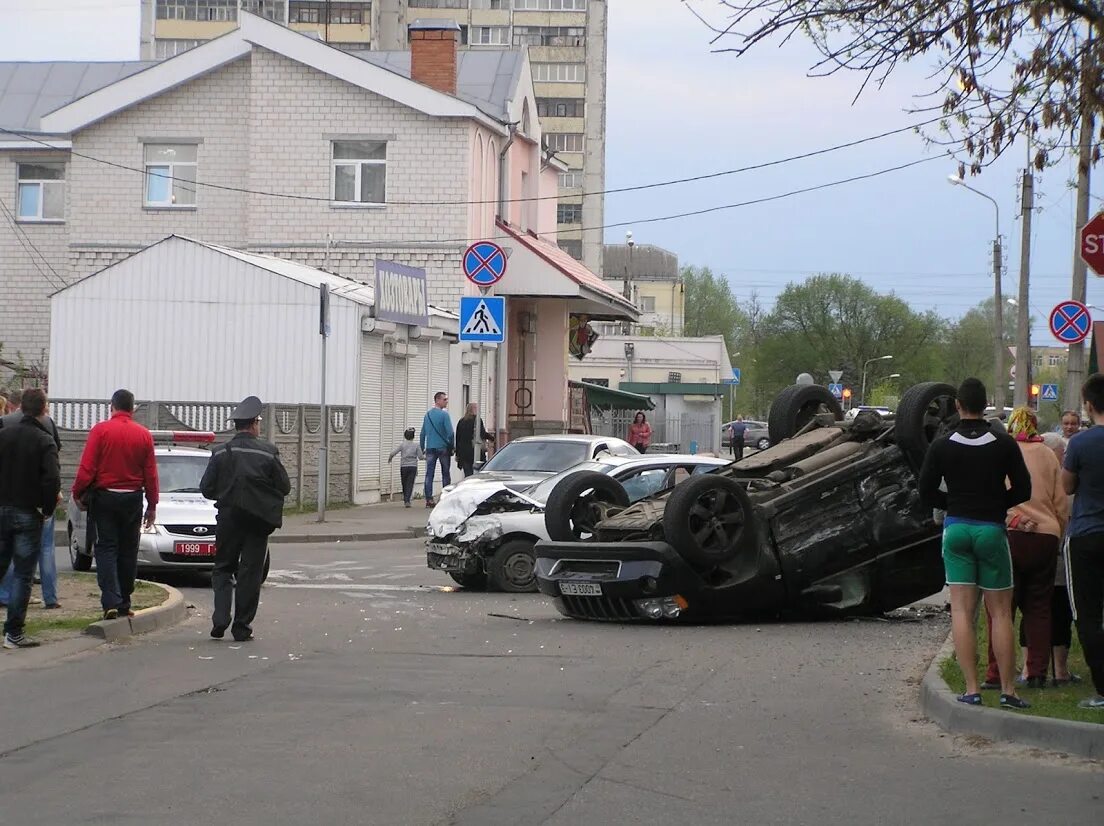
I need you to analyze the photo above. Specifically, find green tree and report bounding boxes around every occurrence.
[941,297,1024,387]
[681,265,746,344]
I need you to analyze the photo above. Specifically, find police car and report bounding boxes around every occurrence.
[66,431,270,580]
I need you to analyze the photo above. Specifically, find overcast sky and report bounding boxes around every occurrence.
[2,0,1102,344]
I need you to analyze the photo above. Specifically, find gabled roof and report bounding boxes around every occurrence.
[0,61,156,133]
[35,12,509,136]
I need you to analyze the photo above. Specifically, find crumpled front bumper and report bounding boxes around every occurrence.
[426,541,483,575]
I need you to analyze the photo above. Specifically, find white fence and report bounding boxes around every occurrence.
[591,410,718,454]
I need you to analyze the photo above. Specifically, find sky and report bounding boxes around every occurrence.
[1,0,1102,345]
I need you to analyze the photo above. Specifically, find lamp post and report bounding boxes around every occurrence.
[948,174,1004,409]
[860,355,893,406]
[622,229,635,335]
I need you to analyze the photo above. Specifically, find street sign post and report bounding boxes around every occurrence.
[1079,210,1104,276]
[462,241,507,288]
[1041,383,1059,402]
[318,283,330,523]
[1049,300,1092,345]
[730,368,741,386]
[459,296,505,343]
[828,383,843,399]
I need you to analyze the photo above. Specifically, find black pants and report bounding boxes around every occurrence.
[212,508,272,636]
[1069,531,1104,695]
[91,490,143,613]
[732,441,744,461]
[399,466,416,503]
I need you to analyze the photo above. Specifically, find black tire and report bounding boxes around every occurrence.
[488,539,538,593]
[767,384,844,444]
[69,523,92,571]
[662,475,758,569]
[261,549,271,584]
[756,437,771,451]
[448,571,488,589]
[895,382,958,465]
[544,470,630,542]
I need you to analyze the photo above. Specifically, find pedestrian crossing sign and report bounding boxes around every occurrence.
[1041,383,1059,402]
[459,295,505,343]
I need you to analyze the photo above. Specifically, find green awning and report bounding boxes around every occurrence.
[569,380,655,411]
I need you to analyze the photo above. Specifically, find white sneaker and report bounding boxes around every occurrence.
[3,633,41,649]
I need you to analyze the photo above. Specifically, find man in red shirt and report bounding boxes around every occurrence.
[72,389,159,619]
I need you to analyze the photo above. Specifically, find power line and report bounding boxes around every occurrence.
[0,109,952,207]
[0,200,66,292]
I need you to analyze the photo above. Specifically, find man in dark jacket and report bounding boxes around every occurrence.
[0,389,61,649]
[919,377,1032,709]
[200,396,290,642]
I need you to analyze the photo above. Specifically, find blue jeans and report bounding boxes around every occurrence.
[0,516,56,606]
[0,506,44,637]
[424,448,452,500]
[91,491,143,613]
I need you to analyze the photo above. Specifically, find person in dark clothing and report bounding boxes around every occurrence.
[200,396,290,642]
[918,378,1032,709]
[0,389,60,649]
[1061,373,1104,710]
[455,403,493,477]
[729,417,747,460]
[72,389,159,620]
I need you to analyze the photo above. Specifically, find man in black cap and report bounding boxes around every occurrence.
[200,396,290,641]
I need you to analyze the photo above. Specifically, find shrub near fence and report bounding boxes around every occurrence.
[50,400,353,509]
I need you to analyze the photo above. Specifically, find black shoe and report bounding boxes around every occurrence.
[231,627,253,642]
[1024,676,1047,689]
[103,608,118,620]
[210,625,227,639]
[1000,693,1031,710]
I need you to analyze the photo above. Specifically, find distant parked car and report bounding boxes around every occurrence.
[844,406,893,421]
[722,420,770,451]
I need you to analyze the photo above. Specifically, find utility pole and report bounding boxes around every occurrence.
[1014,168,1034,407]
[993,234,1005,411]
[622,230,634,335]
[1067,46,1095,410]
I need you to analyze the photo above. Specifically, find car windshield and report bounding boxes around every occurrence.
[157,454,209,494]
[481,441,589,474]
[528,461,609,503]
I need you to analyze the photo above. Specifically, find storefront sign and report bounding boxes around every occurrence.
[374,260,429,327]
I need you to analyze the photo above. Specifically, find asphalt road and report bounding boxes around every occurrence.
[0,539,1099,825]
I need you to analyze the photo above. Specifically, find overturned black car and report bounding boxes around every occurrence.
[534,382,959,622]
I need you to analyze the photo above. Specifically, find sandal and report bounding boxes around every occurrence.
[956,693,983,706]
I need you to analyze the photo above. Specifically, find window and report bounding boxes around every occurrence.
[470,26,509,45]
[546,132,584,152]
[143,144,197,207]
[1049,354,1062,367]
[513,26,586,47]
[639,295,656,313]
[332,140,386,205]
[558,169,583,188]
[156,1,236,21]
[668,372,682,383]
[580,377,608,387]
[471,0,507,7]
[532,63,585,83]
[557,203,582,224]
[291,2,369,24]
[16,163,65,221]
[410,0,465,6]
[241,0,286,22]
[619,468,670,503]
[558,239,582,259]
[154,39,204,58]
[289,2,320,23]
[514,0,587,10]
[537,98,585,118]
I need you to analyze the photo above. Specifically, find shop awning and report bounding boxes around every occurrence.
[570,381,654,411]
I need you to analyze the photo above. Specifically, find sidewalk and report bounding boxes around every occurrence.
[272,501,429,544]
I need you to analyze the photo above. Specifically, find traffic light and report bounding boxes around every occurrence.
[842,388,852,409]
[1031,384,1040,397]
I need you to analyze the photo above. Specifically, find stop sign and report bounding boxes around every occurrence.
[1079,210,1104,275]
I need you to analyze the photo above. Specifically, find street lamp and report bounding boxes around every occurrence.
[861,355,893,406]
[948,174,1005,409]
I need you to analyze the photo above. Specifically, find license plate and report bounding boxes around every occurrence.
[174,541,215,557]
[560,582,602,596]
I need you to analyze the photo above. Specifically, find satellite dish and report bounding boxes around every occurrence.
[796,373,815,386]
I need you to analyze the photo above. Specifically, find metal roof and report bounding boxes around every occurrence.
[0,61,156,133]
[351,50,522,121]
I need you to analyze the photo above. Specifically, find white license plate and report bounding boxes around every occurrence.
[560,582,602,597]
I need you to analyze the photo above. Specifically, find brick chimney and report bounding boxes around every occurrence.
[408,19,461,96]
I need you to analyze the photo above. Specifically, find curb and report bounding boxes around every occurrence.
[84,581,188,642]
[269,526,427,544]
[920,634,1104,760]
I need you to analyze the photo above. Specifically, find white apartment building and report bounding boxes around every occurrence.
[138,0,607,274]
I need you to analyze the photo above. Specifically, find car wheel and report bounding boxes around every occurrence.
[767,384,844,444]
[488,539,538,593]
[756,437,771,451]
[448,571,488,589]
[544,470,630,542]
[895,381,958,465]
[68,523,92,571]
[662,475,758,569]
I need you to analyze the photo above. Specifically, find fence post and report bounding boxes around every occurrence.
[296,404,305,509]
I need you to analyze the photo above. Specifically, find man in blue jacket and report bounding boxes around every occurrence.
[420,391,454,508]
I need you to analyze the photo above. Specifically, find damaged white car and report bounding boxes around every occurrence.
[426,454,730,592]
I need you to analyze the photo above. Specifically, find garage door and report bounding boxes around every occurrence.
[378,353,407,498]
[357,333,384,495]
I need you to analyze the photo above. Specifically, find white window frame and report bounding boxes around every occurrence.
[639,295,657,313]
[532,63,586,83]
[16,162,65,222]
[515,0,587,10]
[558,169,583,188]
[143,143,198,208]
[547,133,584,153]
[331,140,388,207]
[470,25,510,46]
